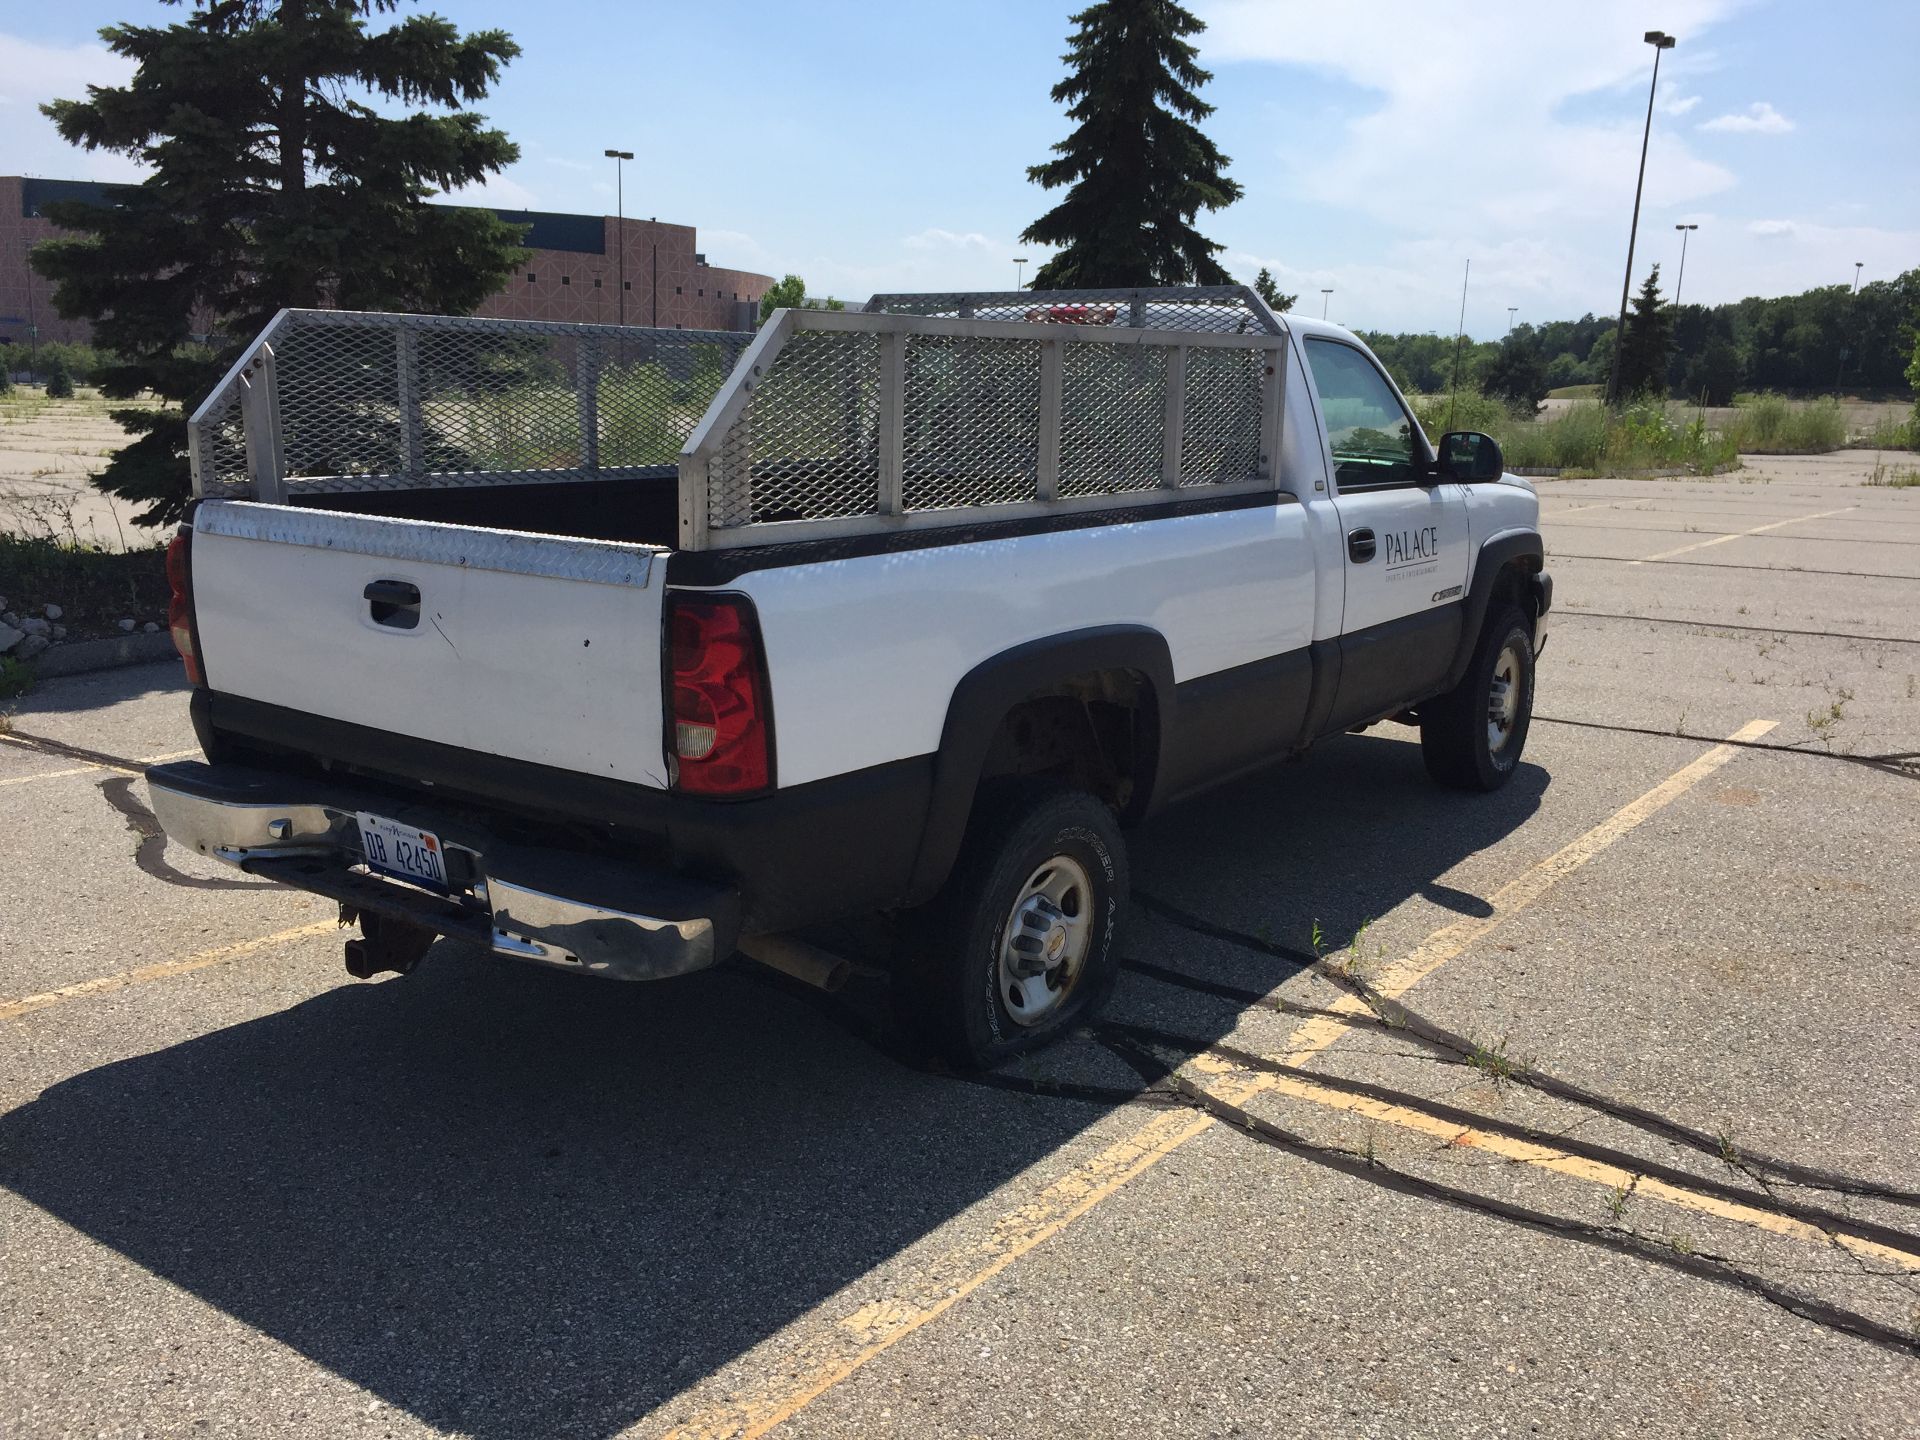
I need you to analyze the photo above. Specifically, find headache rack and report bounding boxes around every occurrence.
[189,286,1290,552]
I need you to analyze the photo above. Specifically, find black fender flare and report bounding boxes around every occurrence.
[904,625,1176,904]
[1444,531,1545,690]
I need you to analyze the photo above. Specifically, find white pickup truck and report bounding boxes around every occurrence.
[146,286,1549,1067]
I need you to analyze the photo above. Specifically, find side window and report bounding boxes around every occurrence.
[1304,339,1418,491]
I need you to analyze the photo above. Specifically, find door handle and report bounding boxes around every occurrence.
[364,578,421,630]
[1347,528,1377,564]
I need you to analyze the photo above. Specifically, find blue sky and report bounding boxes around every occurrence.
[4,1,1916,338]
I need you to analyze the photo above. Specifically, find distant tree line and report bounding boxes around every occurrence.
[1364,267,1920,408]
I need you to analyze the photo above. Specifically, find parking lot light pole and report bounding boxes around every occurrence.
[1853,261,1864,294]
[1672,223,1698,308]
[604,149,634,326]
[1014,257,1028,289]
[1606,30,1676,407]
[1320,288,1333,319]
[1507,306,1518,335]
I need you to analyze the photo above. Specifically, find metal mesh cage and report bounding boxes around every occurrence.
[903,334,1042,511]
[189,310,752,501]
[1179,346,1267,486]
[865,286,1281,336]
[709,329,881,529]
[1058,345,1168,498]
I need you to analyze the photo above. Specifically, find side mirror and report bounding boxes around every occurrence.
[1434,431,1505,483]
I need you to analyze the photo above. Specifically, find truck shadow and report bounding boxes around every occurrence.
[0,731,1544,1439]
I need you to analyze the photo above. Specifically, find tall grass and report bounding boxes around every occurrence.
[1721,393,1845,453]
[1411,394,1735,473]
[1851,414,1919,451]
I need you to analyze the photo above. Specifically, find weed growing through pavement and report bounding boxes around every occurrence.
[1468,1036,1518,1087]
[1606,1183,1632,1222]
[0,657,34,702]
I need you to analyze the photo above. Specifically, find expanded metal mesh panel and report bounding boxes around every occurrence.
[1058,345,1168,498]
[708,329,881,530]
[189,310,751,500]
[274,322,406,481]
[1179,346,1267,486]
[866,286,1280,336]
[191,392,250,498]
[903,335,1042,511]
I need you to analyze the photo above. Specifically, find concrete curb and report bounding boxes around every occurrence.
[31,631,178,678]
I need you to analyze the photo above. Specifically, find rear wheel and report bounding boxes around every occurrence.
[1421,603,1535,791]
[894,782,1127,1070]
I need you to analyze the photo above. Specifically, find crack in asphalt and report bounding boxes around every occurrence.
[1130,894,1920,1209]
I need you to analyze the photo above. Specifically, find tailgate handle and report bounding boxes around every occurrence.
[364,579,421,630]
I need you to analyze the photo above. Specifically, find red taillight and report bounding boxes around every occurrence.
[668,595,771,795]
[165,531,204,686]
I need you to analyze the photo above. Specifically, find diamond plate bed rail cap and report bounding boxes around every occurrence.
[193,500,660,588]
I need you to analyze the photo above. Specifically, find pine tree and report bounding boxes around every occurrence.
[1612,265,1675,402]
[44,354,76,400]
[33,1,527,525]
[1022,0,1243,289]
[1252,268,1297,314]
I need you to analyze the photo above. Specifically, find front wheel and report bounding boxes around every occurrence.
[1421,603,1536,791]
[894,782,1128,1069]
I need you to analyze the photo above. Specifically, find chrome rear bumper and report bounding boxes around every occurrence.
[146,761,736,981]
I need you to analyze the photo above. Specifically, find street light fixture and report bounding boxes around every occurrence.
[1606,30,1676,406]
[1853,262,1864,294]
[604,148,634,325]
[1507,306,1518,335]
[1320,287,1334,320]
[1672,223,1699,308]
[1014,257,1028,289]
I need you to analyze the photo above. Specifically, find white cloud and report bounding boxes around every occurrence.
[1749,219,1797,237]
[1661,94,1703,116]
[902,227,997,252]
[1194,1,1761,330]
[0,32,146,181]
[1699,101,1794,134]
[443,171,540,210]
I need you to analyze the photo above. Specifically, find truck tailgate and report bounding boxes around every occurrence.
[190,500,669,788]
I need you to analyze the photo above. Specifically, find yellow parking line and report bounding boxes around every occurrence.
[0,919,339,1023]
[1187,1059,1919,1272]
[1630,508,1854,563]
[0,742,199,787]
[654,719,1779,1440]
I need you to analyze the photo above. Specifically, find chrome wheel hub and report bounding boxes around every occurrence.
[1487,640,1526,754]
[999,856,1093,1027]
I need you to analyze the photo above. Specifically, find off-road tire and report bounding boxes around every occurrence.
[894,781,1128,1070]
[1421,603,1535,791]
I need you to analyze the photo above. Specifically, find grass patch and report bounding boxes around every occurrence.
[0,655,35,701]
[1413,394,1736,473]
[1865,458,1920,488]
[1721,393,1846,454]
[1849,414,1920,451]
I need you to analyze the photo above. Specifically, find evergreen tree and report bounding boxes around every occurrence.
[1022,0,1243,289]
[45,354,76,400]
[1252,268,1297,314]
[1612,265,1674,402]
[1481,329,1549,415]
[33,0,527,525]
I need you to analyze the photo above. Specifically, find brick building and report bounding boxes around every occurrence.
[0,175,774,357]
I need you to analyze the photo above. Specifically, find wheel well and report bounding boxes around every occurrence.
[1489,555,1543,624]
[977,668,1157,822]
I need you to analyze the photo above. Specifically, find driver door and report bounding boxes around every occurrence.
[1302,338,1470,729]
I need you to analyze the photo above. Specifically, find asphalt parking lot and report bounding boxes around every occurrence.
[3,449,1917,1438]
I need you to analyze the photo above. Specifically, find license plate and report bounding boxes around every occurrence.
[355,812,448,892]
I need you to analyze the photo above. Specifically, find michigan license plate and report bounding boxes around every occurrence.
[355,812,448,892]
